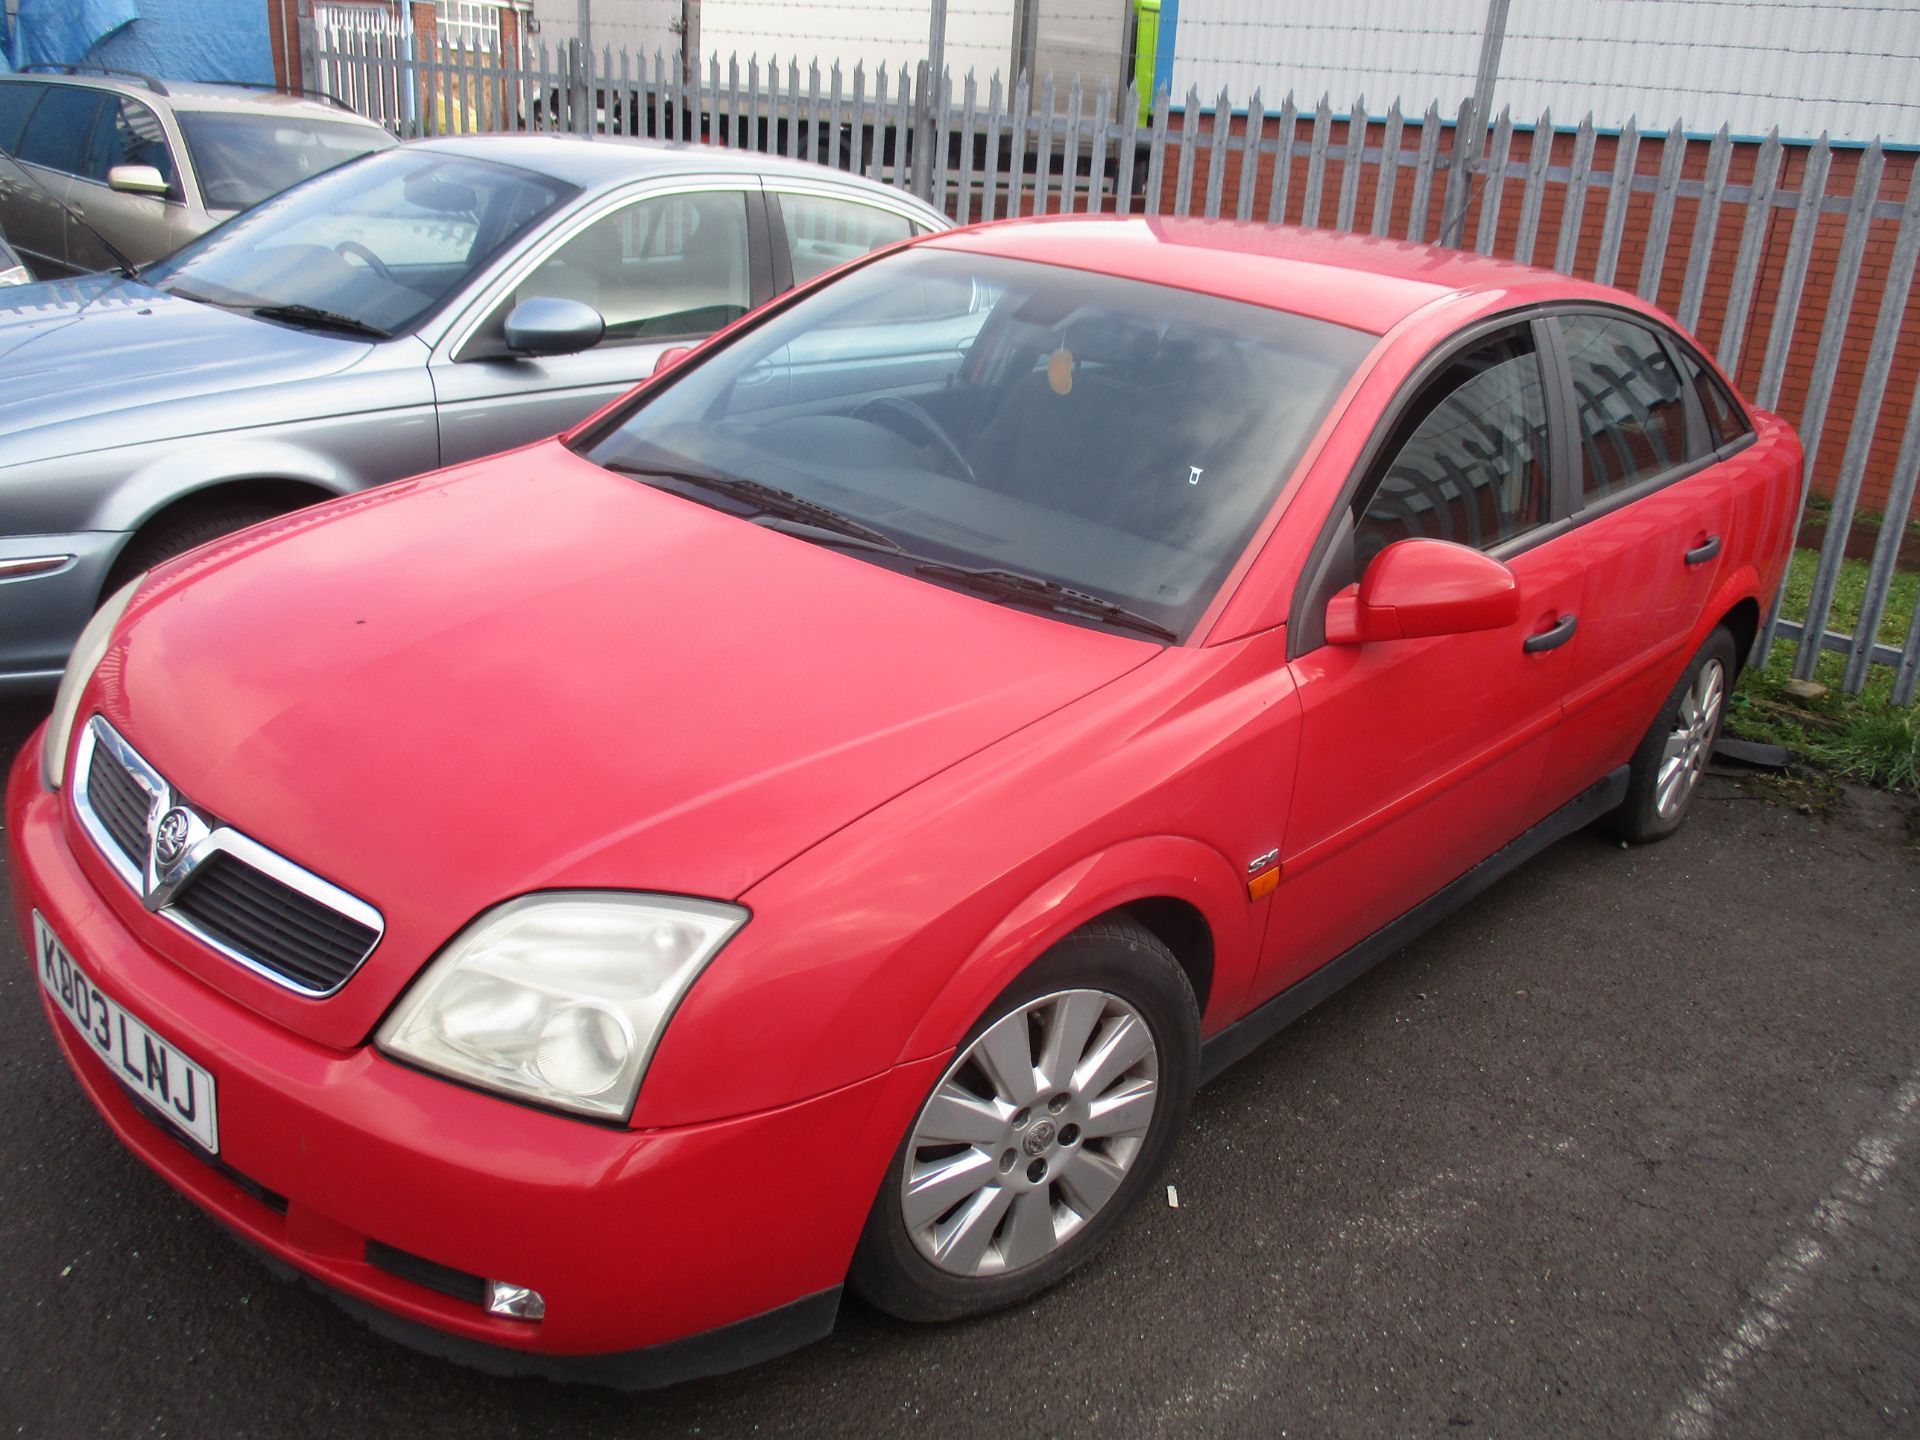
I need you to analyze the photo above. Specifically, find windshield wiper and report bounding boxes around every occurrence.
[250,303,390,340]
[914,561,1178,642]
[606,463,904,551]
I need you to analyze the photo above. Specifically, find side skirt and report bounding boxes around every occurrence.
[1197,766,1630,1084]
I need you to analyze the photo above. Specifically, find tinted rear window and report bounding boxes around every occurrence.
[17,86,106,175]
[0,82,43,153]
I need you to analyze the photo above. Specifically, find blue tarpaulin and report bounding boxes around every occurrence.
[5,0,273,85]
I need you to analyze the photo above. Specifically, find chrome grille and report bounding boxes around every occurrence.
[72,718,383,997]
[171,852,378,994]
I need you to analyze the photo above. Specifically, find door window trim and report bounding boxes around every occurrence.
[763,181,942,293]
[438,178,773,364]
[1289,307,1566,657]
[1541,302,1733,526]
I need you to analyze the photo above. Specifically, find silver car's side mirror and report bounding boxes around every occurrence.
[107,165,170,198]
[503,297,605,358]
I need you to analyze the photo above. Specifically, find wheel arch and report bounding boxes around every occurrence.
[897,835,1258,1067]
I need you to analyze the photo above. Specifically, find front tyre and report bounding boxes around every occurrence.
[1609,626,1737,844]
[850,918,1199,1323]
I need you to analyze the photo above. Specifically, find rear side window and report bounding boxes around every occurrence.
[81,98,177,191]
[1677,344,1753,448]
[1558,313,1692,503]
[16,86,107,176]
[1354,325,1552,571]
[778,192,917,284]
[0,83,43,153]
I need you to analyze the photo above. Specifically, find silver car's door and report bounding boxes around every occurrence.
[66,96,188,272]
[8,84,102,274]
[428,179,773,465]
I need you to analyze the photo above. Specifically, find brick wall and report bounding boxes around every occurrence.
[1151,111,1919,520]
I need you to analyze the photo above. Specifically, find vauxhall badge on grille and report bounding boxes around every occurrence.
[143,804,208,910]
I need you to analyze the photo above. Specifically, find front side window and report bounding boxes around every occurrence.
[1558,313,1691,504]
[578,248,1372,638]
[143,149,575,337]
[506,189,752,344]
[16,86,105,175]
[81,98,177,191]
[778,192,916,284]
[1354,325,1550,571]
[175,111,394,212]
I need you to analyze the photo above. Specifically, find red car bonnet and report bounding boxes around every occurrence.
[82,443,1158,1048]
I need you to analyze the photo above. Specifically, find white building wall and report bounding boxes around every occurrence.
[1168,0,1920,145]
[700,0,1016,80]
[529,0,1018,81]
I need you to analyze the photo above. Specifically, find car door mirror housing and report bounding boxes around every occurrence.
[1325,539,1520,644]
[503,297,605,357]
[654,345,696,374]
[107,164,170,198]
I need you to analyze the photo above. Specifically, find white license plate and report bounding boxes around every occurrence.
[34,911,219,1154]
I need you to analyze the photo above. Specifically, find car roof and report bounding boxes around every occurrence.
[414,132,945,212]
[0,71,386,127]
[929,215,1651,335]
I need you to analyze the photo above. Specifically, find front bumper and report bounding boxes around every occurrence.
[0,531,124,693]
[8,734,940,1382]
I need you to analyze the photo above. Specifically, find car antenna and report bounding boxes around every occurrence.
[0,143,141,280]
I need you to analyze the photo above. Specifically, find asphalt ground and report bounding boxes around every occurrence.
[1,695,1915,1438]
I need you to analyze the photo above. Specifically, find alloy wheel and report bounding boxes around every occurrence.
[900,988,1159,1277]
[1655,655,1725,819]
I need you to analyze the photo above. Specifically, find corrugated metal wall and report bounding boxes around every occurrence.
[1169,0,1920,145]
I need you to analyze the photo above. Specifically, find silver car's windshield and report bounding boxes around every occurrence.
[176,110,395,212]
[579,248,1373,638]
[144,149,575,337]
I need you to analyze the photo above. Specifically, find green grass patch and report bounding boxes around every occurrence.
[1726,549,1920,794]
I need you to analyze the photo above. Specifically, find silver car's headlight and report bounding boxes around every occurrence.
[0,264,32,287]
[41,574,145,792]
[376,893,747,1120]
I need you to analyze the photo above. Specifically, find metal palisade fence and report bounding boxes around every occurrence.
[309,24,1920,705]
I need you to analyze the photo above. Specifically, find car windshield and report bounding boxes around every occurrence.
[143,148,576,338]
[176,110,395,211]
[578,247,1373,638]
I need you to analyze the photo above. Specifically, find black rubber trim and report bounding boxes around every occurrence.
[1198,765,1630,1083]
[238,1235,842,1390]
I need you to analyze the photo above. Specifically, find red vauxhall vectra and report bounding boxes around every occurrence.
[8,216,1801,1385]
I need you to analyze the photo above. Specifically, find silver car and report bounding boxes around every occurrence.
[0,135,950,692]
[0,69,395,275]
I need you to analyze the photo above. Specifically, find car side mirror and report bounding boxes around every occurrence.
[108,164,170,198]
[503,297,605,357]
[653,345,696,375]
[1324,538,1519,644]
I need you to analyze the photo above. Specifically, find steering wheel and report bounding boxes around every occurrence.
[854,396,976,484]
[333,240,395,283]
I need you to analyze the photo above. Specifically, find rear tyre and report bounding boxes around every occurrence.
[1608,626,1737,844]
[849,918,1199,1324]
[104,501,286,595]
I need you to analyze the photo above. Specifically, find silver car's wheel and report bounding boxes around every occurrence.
[1655,654,1725,819]
[901,988,1159,1277]
[849,917,1198,1323]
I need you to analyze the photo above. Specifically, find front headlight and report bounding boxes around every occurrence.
[41,574,145,792]
[375,893,747,1120]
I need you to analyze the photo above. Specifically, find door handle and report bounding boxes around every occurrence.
[1523,613,1579,653]
[1685,534,1723,566]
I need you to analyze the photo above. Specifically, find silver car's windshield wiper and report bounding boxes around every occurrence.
[605,463,904,552]
[913,561,1179,643]
[250,303,391,340]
